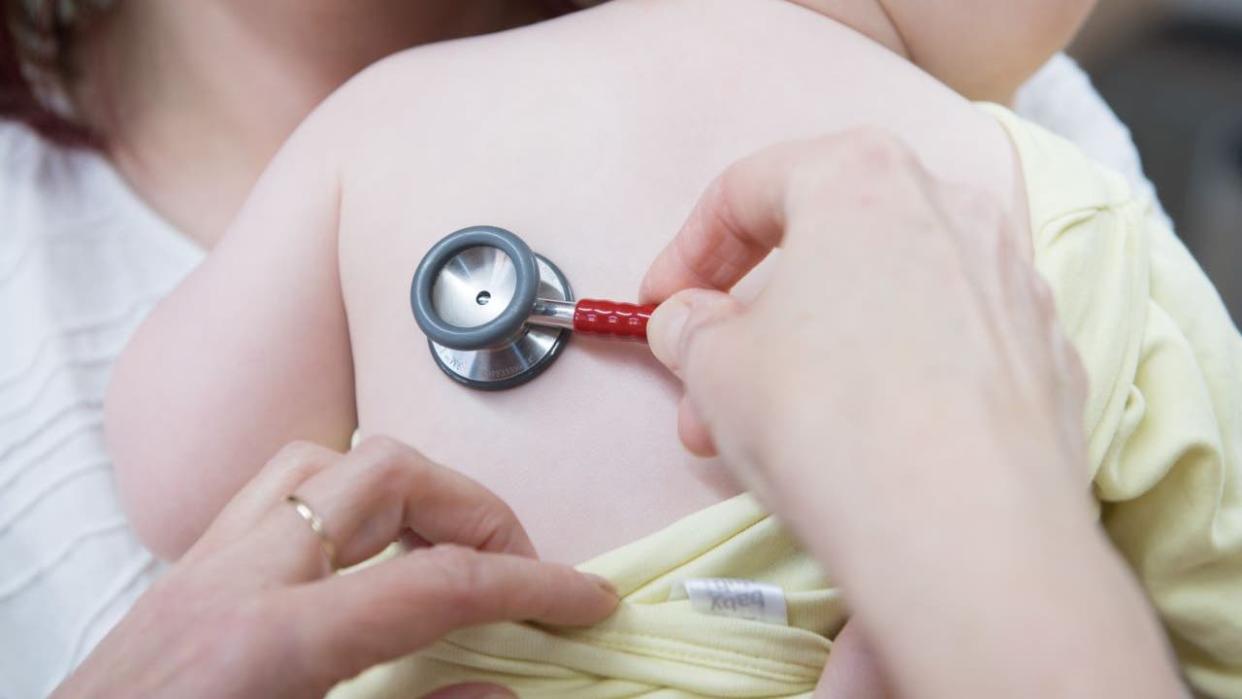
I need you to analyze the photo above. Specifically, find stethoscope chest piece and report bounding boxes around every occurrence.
[411,226,573,390]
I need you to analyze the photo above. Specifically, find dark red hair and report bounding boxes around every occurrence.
[1,1,584,149]
[0,0,96,146]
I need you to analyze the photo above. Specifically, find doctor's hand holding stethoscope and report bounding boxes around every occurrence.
[641,129,1185,699]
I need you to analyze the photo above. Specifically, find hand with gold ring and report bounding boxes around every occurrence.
[51,436,619,699]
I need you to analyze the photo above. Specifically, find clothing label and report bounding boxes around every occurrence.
[681,578,788,626]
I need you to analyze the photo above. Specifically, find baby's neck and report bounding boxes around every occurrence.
[782,0,910,61]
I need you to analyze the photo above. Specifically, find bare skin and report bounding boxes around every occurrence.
[336,2,1030,565]
[105,0,1093,692]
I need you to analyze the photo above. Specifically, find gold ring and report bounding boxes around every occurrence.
[284,494,338,572]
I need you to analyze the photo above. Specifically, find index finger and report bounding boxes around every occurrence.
[254,436,539,581]
[639,141,800,303]
[639,129,931,303]
[281,545,618,689]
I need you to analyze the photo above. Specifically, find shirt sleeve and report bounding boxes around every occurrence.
[986,104,1242,697]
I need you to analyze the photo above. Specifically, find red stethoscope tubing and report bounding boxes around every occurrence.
[571,299,658,341]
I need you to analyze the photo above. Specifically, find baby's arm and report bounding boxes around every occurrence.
[105,107,356,560]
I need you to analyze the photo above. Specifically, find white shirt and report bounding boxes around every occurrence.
[0,120,201,698]
[0,54,1161,698]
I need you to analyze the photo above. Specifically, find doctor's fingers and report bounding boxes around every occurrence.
[639,127,936,304]
[245,435,541,583]
[647,289,774,464]
[276,545,618,692]
[185,440,341,561]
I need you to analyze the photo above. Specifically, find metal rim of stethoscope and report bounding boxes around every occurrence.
[410,226,574,390]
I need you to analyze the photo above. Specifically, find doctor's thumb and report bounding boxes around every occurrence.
[648,289,746,379]
[650,290,753,458]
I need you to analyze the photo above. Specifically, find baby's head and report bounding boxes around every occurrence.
[802,0,1098,103]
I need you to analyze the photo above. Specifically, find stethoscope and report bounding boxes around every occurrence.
[410,226,656,390]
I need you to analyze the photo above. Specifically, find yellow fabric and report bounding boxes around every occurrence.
[330,495,841,698]
[332,107,1242,698]
[984,104,1242,697]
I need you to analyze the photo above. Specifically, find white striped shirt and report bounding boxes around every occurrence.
[0,120,200,698]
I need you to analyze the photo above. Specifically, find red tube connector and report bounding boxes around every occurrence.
[573,299,657,340]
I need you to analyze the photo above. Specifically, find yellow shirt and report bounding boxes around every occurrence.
[332,106,1242,698]
[333,495,836,698]
[986,104,1242,697]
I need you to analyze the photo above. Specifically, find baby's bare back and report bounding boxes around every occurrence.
[335,0,1021,563]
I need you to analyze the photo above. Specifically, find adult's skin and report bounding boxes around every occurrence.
[642,131,1188,698]
[51,436,618,699]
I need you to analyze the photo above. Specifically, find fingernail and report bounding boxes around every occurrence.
[586,573,618,596]
[649,298,691,370]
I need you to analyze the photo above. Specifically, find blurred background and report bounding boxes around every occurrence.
[1071,0,1241,322]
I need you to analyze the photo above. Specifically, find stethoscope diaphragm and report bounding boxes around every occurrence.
[410,226,654,390]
